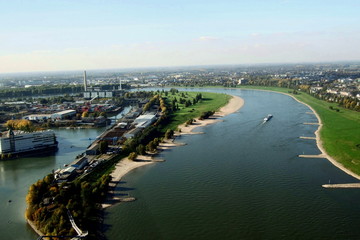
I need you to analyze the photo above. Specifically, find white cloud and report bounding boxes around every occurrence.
[197,36,220,41]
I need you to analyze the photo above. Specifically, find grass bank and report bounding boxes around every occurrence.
[237,86,360,176]
[162,91,231,131]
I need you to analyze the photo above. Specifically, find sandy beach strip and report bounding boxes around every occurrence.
[102,156,155,208]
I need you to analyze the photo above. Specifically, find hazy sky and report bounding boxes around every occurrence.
[1,0,359,73]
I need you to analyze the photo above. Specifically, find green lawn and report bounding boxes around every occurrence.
[237,86,360,176]
[162,91,231,131]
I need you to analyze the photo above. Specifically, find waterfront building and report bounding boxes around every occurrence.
[0,129,57,155]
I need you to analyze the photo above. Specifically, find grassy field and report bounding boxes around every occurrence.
[161,91,231,131]
[236,86,360,176]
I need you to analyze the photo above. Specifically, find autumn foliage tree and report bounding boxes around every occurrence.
[25,173,111,238]
[6,119,35,132]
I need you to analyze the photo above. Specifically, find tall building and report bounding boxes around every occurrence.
[83,70,87,92]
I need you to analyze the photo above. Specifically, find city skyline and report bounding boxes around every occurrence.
[1,0,360,73]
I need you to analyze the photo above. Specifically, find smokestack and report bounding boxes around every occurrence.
[119,78,122,90]
[83,71,87,91]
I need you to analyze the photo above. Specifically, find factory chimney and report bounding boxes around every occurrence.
[83,71,87,91]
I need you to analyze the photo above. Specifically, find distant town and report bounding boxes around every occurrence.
[0,64,359,123]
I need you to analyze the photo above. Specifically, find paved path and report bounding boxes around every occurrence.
[67,210,88,238]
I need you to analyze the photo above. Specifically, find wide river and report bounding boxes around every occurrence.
[1,89,360,240]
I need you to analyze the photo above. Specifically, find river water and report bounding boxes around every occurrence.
[0,89,359,240]
[0,127,105,240]
[104,89,360,240]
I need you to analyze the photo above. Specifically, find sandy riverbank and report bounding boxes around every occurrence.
[103,95,245,208]
[178,95,244,134]
[102,156,155,208]
[285,94,360,180]
[252,89,360,181]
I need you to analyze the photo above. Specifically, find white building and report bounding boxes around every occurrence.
[134,114,157,128]
[23,114,52,121]
[0,130,57,155]
[84,91,114,99]
[340,91,352,97]
[51,110,76,119]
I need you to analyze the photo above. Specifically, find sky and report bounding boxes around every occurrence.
[0,0,359,73]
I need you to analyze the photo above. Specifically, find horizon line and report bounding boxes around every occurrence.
[1,60,360,76]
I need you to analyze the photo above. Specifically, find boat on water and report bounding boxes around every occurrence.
[264,114,273,122]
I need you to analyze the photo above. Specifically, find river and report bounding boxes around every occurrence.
[104,88,360,240]
[0,88,360,240]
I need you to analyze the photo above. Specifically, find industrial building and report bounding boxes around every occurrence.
[82,70,123,99]
[23,114,52,121]
[133,113,157,128]
[51,110,76,119]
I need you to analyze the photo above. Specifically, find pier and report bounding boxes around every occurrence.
[298,154,326,158]
[303,122,320,125]
[299,136,316,140]
[322,183,360,188]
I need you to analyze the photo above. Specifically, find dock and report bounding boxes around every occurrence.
[322,183,360,188]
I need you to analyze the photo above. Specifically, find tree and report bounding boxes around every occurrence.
[39,98,48,104]
[136,144,146,155]
[199,111,215,120]
[146,140,157,152]
[128,152,138,161]
[5,119,34,131]
[82,111,89,118]
[165,129,174,139]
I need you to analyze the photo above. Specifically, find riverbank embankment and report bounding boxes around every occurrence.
[286,93,360,181]
[252,88,360,181]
